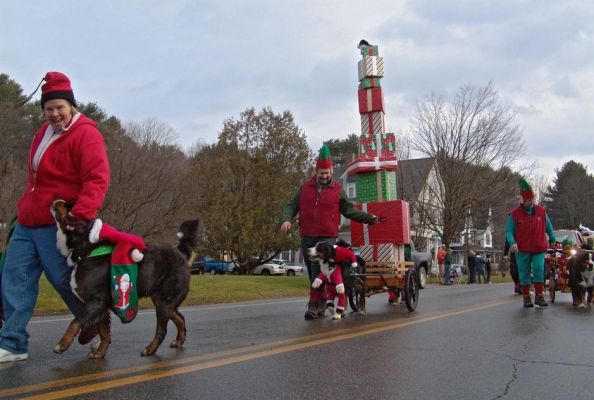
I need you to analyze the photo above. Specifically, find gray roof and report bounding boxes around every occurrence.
[396,158,435,202]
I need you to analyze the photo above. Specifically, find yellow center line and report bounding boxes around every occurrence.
[12,300,513,399]
[13,299,513,400]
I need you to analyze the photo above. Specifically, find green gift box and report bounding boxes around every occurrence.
[359,77,381,90]
[361,45,379,57]
[356,170,398,203]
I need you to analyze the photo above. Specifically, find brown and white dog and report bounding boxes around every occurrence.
[51,200,198,358]
[569,249,594,309]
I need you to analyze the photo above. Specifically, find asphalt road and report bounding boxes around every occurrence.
[1,283,594,400]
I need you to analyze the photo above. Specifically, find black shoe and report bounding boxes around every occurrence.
[523,296,534,308]
[535,295,548,307]
[304,301,318,320]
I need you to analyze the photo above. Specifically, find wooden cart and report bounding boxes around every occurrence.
[346,259,419,314]
[546,248,571,303]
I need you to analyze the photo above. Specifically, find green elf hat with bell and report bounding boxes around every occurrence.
[316,144,333,170]
[519,177,535,200]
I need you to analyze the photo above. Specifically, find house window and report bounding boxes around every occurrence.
[485,232,492,248]
[348,183,355,199]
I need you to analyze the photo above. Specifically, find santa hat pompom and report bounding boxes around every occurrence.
[131,248,144,262]
[89,219,103,243]
[351,262,358,269]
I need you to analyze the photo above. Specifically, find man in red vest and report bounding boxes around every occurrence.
[505,178,556,308]
[281,144,377,319]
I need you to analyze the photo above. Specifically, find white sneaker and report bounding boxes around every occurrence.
[0,348,28,363]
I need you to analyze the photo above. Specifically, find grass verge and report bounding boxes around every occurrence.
[35,274,310,316]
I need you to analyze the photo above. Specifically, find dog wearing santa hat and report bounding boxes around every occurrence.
[51,200,198,359]
[308,241,359,319]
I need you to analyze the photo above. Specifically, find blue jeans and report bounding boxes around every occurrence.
[444,264,451,284]
[0,223,85,354]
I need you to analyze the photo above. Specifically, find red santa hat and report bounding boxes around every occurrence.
[89,219,145,263]
[41,71,77,108]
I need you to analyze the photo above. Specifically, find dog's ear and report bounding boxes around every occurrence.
[51,199,69,225]
[316,242,332,264]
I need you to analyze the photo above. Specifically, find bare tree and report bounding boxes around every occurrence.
[101,119,192,241]
[410,82,523,246]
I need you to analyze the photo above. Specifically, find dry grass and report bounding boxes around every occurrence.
[35,274,309,316]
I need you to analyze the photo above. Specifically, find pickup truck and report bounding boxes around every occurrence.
[191,257,239,275]
[406,242,433,289]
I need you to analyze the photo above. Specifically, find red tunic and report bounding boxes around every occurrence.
[510,205,548,254]
[298,176,342,237]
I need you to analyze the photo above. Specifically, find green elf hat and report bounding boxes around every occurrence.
[316,144,333,170]
[519,177,535,200]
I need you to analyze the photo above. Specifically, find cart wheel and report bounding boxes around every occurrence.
[348,283,363,312]
[404,268,419,312]
[549,276,556,303]
[347,260,365,312]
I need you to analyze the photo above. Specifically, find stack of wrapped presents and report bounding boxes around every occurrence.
[348,42,411,272]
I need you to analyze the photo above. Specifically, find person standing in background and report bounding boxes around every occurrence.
[437,246,446,285]
[467,250,477,284]
[485,254,492,284]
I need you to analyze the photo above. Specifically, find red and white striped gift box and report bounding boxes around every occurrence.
[357,56,384,81]
[360,111,385,136]
[358,243,406,262]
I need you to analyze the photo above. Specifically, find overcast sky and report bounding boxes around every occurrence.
[2,0,593,181]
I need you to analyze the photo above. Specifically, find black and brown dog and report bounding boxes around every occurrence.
[51,200,198,358]
[569,249,594,309]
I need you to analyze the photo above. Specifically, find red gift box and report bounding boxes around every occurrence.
[351,200,410,246]
[358,87,384,114]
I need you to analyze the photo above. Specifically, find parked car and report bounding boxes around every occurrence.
[283,263,304,276]
[252,259,286,276]
[407,242,433,289]
[191,257,239,275]
[261,259,304,276]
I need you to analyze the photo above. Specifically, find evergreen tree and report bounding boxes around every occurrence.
[542,161,594,228]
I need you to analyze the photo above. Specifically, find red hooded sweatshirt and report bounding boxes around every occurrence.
[17,114,110,227]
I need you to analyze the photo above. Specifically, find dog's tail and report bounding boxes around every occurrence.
[177,219,200,265]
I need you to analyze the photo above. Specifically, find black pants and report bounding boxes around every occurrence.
[477,268,486,283]
[468,265,476,283]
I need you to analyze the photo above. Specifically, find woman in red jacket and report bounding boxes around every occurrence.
[0,72,110,363]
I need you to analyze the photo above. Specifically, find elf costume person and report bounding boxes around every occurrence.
[89,220,146,322]
[505,178,556,308]
[281,144,378,320]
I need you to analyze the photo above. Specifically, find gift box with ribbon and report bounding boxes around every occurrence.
[355,170,398,203]
[360,111,385,136]
[351,200,411,246]
[358,243,405,262]
[359,77,381,90]
[358,87,385,114]
[357,56,384,81]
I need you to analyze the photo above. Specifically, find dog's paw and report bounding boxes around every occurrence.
[578,303,587,310]
[53,343,66,354]
[169,339,185,348]
[332,312,343,320]
[358,309,366,316]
